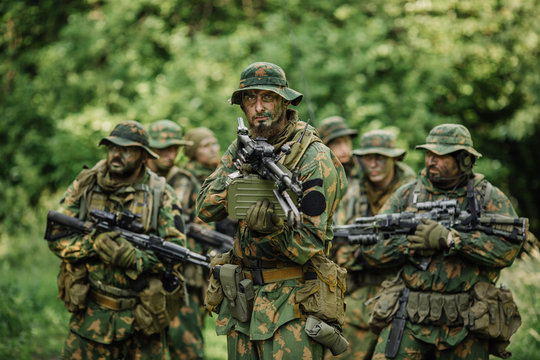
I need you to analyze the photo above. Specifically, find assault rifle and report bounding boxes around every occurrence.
[333,199,528,246]
[234,117,303,228]
[186,222,234,254]
[45,210,211,270]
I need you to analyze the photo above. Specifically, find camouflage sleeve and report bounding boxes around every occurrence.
[47,181,98,262]
[171,174,197,220]
[361,184,412,268]
[448,184,522,268]
[195,141,238,223]
[157,184,186,248]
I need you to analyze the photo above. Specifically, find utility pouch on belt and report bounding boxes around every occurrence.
[220,264,254,323]
[305,315,349,356]
[368,274,405,334]
[296,253,347,325]
[133,277,183,336]
[469,281,521,359]
[57,261,89,313]
[205,250,232,314]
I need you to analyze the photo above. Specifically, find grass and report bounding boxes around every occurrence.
[0,200,537,359]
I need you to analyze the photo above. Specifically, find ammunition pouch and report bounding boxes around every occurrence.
[469,281,521,359]
[133,277,183,336]
[57,261,89,313]
[296,253,347,325]
[304,315,349,356]
[205,250,232,314]
[89,288,137,310]
[368,275,405,333]
[406,291,471,326]
[220,264,254,323]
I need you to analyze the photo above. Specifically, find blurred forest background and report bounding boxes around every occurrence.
[1,0,539,359]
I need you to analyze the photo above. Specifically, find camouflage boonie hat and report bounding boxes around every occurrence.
[416,123,482,158]
[148,119,193,149]
[353,130,406,159]
[317,116,358,145]
[230,62,303,106]
[184,127,216,160]
[99,120,159,159]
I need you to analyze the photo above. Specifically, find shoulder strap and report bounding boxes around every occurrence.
[407,178,425,209]
[281,125,321,170]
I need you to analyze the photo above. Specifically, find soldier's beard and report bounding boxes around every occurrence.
[428,171,468,189]
[250,111,287,140]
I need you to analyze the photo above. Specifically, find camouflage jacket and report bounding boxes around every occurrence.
[48,165,185,344]
[196,112,347,340]
[362,169,522,347]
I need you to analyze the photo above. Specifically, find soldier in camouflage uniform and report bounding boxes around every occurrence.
[324,128,416,360]
[196,62,348,359]
[361,124,524,359]
[147,120,207,360]
[48,121,186,359]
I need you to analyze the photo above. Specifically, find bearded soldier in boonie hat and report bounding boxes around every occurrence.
[100,120,159,159]
[197,62,349,359]
[230,62,303,106]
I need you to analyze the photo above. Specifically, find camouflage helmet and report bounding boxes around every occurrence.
[230,62,303,106]
[317,116,358,145]
[99,120,159,159]
[353,130,407,159]
[416,123,482,158]
[147,119,193,149]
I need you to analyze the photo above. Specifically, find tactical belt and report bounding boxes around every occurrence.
[89,289,137,311]
[243,266,315,285]
[89,278,137,298]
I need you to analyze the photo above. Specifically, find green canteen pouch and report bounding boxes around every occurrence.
[133,277,182,336]
[220,263,253,323]
[205,250,232,314]
[226,175,298,221]
[57,261,89,313]
[368,276,405,333]
[305,315,349,356]
[297,253,347,325]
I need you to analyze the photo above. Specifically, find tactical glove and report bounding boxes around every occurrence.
[94,231,136,268]
[245,198,283,234]
[407,219,450,252]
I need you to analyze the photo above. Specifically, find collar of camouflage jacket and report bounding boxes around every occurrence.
[419,168,485,197]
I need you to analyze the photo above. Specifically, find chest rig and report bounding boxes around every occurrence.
[78,171,166,232]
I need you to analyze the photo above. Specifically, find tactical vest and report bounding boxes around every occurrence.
[78,171,166,232]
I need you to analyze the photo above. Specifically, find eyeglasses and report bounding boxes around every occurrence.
[242,91,279,105]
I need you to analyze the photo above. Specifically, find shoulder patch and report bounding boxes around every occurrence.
[301,191,326,216]
[302,178,323,192]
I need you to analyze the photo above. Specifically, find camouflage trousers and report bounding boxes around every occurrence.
[371,324,489,360]
[168,291,205,360]
[226,318,325,360]
[62,329,167,359]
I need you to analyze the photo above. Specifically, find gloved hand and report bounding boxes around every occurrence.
[245,198,283,234]
[94,231,136,268]
[408,219,450,252]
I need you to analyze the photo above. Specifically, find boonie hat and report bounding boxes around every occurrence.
[353,130,406,159]
[148,119,193,149]
[230,62,303,106]
[99,120,159,159]
[317,116,358,145]
[184,127,217,160]
[415,123,482,158]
